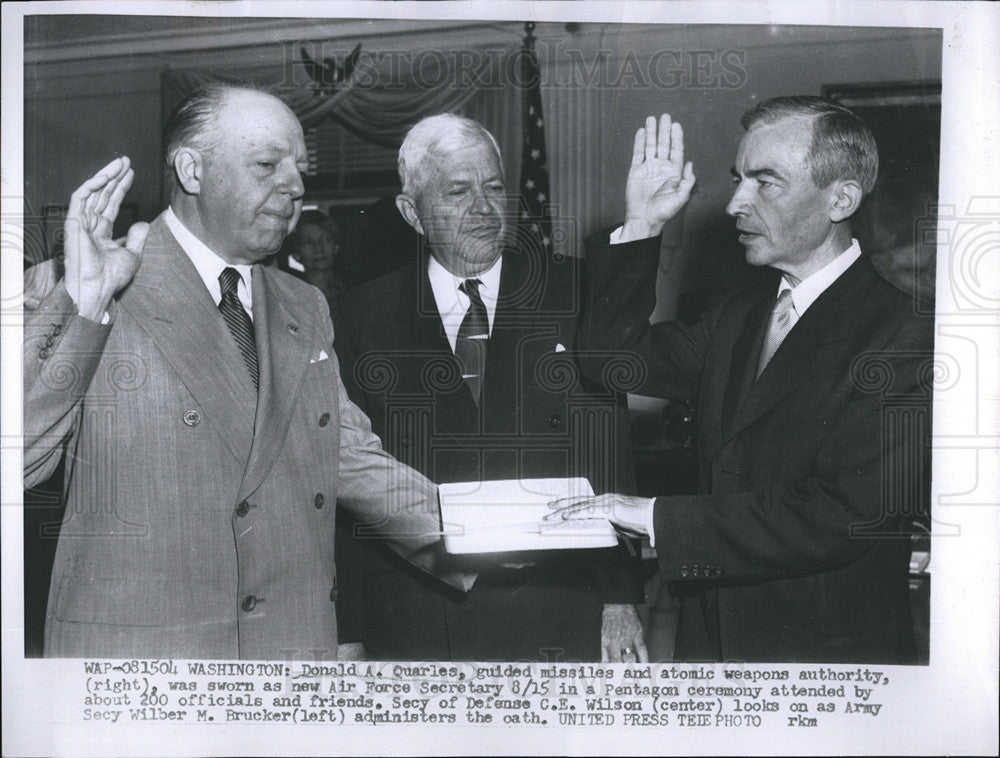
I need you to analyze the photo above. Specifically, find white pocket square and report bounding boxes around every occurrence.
[310,350,329,364]
[555,343,566,353]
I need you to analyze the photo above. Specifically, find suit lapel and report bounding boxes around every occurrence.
[238,267,313,501]
[721,292,771,434]
[397,251,547,415]
[404,262,455,357]
[718,255,875,451]
[482,251,545,427]
[117,216,256,465]
[483,255,517,415]
[405,258,483,410]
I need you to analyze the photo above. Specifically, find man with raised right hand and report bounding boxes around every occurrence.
[24,83,467,659]
[552,97,933,664]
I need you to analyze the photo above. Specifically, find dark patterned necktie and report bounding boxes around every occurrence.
[456,278,489,404]
[218,267,259,391]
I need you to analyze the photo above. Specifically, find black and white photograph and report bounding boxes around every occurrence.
[2,1,997,756]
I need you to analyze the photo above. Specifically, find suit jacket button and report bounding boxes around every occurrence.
[45,335,55,347]
[715,567,723,576]
[692,565,700,576]
[241,595,258,612]
[548,414,562,428]
[314,493,325,509]
[680,565,689,578]
[235,500,250,517]
[318,412,331,427]
[53,323,62,336]
[39,347,50,359]
[183,410,201,426]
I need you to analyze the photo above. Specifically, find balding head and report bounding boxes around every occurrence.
[167,84,307,264]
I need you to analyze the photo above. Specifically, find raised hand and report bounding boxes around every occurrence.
[621,114,696,241]
[64,157,148,321]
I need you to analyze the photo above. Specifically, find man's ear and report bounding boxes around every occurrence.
[395,194,425,235]
[173,148,204,195]
[829,179,863,222]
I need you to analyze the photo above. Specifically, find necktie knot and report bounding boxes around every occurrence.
[460,278,484,303]
[774,288,794,318]
[219,267,242,297]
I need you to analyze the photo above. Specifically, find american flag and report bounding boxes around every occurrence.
[517,22,554,258]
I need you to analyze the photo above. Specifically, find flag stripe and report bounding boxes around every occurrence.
[516,27,554,260]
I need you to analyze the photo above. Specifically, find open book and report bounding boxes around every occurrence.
[438,478,618,554]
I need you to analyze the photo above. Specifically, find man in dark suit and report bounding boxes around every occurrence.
[23,84,467,659]
[334,114,646,662]
[552,97,933,663]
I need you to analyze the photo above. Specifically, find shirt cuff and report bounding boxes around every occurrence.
[66,290,112,324]
[645,497,657,547]
[609,226,626,245]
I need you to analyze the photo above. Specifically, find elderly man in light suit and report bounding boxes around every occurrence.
[23,83,467,659]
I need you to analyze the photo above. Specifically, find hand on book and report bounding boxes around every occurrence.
[546,493,652,537]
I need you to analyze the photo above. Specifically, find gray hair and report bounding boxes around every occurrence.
[741,95,879,197]
[397,114,503,196]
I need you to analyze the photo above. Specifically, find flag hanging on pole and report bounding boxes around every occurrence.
[516,21,554,259]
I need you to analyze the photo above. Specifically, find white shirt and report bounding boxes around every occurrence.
[644,239,864,546]
[775,238,862,327]
[165,207,254,318]
[427,254,503,352]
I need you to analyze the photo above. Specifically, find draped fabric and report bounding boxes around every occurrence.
[160,49,524,227]
[160,47,513,212]
[160,47,500,150]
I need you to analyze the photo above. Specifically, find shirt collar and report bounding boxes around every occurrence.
[165,207,254,306]
[427,253,503,309]
[779,239,862,316]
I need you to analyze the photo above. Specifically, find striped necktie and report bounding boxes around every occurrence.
[456,278,489,404]
[218,267,259,391]
[756,288,795,378]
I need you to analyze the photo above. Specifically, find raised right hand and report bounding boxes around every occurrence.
[64,157,148,321]
[620,114,696,242]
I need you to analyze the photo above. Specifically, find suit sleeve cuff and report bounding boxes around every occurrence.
[609,225,661,245]
[29,282,113,353]
[645,497,658,547]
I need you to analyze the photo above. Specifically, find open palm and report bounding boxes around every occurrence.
[64,157,147,319]
[624,114,696,236]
